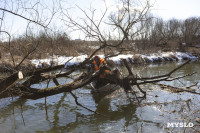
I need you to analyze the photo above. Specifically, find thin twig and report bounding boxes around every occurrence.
[0,8,47,28]
[70,91,108,117]
[20,99,25,126]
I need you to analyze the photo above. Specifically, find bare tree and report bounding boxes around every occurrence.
[182,17,200,44]
[0,0,57,71]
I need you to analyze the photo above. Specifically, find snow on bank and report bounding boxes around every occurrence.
[109,54,133,64]
[30,52,198,68]
[31,55,88,68]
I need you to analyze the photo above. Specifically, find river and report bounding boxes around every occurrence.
[0,61,200,133]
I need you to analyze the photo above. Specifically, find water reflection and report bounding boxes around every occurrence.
[0,61,200,132]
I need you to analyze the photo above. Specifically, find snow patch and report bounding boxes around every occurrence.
[30,52,198,68]
[108,54,133,64]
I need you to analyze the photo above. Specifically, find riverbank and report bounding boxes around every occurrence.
[0,51,199,74]
[30,52,198,69]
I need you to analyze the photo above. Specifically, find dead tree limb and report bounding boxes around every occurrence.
[0,56,91,94]
[157,83,200,95]
[103,60,193,100]
[70,91,104,116]
[135,60,191,81]
[0,73,18,94]
[0,65,66,94]
[19,71,98,100]
[0,58,195,102]
[0,8,48,28]
[122,59,146,97]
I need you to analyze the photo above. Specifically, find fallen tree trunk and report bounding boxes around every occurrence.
[0,59,196,102]
[0,72,19,93]
[0,64,66,93]
[0,58,91,94]
[17,72,98,99]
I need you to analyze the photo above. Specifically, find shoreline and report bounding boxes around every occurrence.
[0,51,199,74]
[31,51,198,68]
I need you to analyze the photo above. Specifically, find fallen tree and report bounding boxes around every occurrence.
[0,59,197,100]
[0,0,199,117]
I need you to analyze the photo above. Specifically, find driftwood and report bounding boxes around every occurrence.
[0,59,196,102]
[103,60,196,97]
[157,83,200,94]
[0,57,91,94]
[20,72,98,99]
[0,64,66,92]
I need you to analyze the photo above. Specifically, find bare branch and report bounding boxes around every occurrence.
[0,8,48,28]
[70,91,106,116]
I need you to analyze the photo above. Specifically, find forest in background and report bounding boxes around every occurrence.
[0,0,200,72]
[1,16,200,72]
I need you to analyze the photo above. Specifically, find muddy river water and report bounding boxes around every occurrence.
[0,61,200,133]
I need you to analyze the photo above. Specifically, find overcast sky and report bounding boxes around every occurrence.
[1,0,200,40]
[66,0,200,20]
[154,0,199,20]
[64,0,200,39]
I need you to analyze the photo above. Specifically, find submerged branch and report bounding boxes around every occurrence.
[70,91,106,116]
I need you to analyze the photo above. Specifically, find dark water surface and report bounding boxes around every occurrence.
[0,61,200,133]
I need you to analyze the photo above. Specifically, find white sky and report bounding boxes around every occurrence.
[66,0,200,20]
[1,0,200,40]
[65,0,200,39]
[153,0,200,20]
